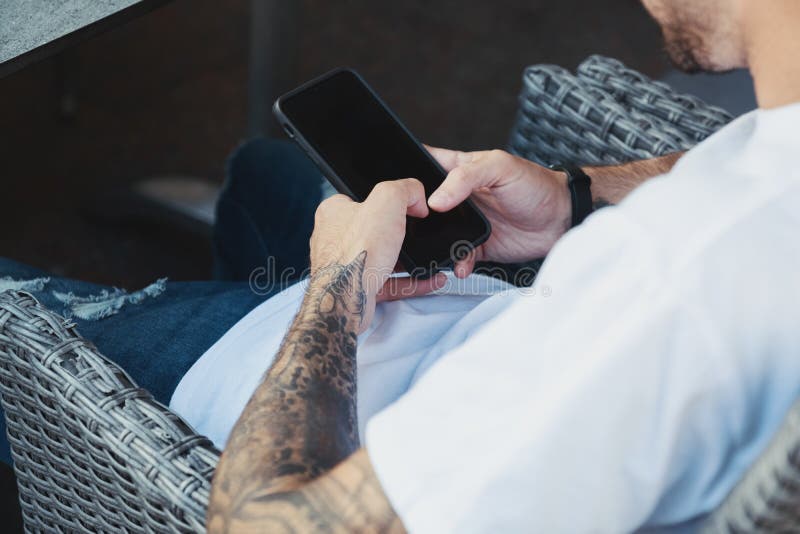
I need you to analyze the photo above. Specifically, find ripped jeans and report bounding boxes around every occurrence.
[0,138,323,464]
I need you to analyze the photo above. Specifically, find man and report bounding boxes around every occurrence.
[1,0,797,531]
[202,0,800,532]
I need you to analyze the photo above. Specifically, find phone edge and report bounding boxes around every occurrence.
[273,68,491,276]
[346,69,493,256]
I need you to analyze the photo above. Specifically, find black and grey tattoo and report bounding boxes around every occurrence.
[207,251,403,533]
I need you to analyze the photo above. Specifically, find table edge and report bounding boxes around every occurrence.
[0,0,174,80]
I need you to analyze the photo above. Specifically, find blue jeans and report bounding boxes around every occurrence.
[0,138,322,464]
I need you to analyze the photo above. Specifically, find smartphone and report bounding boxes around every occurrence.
[273,68,491,277]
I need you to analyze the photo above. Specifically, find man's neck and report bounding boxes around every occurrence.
[744,1,800,109]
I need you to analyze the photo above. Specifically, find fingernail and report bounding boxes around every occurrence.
[428,191,448,209]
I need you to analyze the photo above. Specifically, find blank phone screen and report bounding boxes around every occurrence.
[278,69,489,272]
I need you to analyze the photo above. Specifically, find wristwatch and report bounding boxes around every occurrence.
[550,164,593,228]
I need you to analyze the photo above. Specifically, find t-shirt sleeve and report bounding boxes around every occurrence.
[364,209,756,533]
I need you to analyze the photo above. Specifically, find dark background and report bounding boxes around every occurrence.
[0,0,668,289]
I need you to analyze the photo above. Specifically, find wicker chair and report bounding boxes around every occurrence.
[0,56,797,533]
[0,293,217,532]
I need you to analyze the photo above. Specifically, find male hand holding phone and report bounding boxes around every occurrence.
[310,147,574,322]
[208,135,589,533]
[273,68,579,316]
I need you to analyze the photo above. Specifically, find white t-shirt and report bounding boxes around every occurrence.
[171,103,800,532]
[365,104,800,532]
[170,273,519,447]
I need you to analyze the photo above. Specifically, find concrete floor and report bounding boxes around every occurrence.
[1,0,668,289]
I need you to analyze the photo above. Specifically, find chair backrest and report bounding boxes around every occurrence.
[508,54,733,166]
[0,290,218,532]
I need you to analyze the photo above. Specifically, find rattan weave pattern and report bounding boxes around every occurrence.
[577,55,735,142]
[0,291,218,533]
[508,55,734,166]
[702,399,800,533]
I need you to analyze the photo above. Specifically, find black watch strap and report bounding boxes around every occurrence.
[550,164,593,228]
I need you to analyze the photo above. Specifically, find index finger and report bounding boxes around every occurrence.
[367,178,429,218]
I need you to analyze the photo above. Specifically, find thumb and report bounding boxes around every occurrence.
[428,150,506,211]
[428,165,486,212]
[428,150,518,212]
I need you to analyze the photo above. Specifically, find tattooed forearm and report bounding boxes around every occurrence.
[208,251,402,533]
[226,449,404,534]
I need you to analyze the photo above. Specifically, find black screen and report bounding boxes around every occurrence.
[278,69,489,272]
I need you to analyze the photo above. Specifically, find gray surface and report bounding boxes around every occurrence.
[661,69,757,117]
[0,0,139,65]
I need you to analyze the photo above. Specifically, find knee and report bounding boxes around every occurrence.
[227,138,290,181]
[224,137,319,199]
